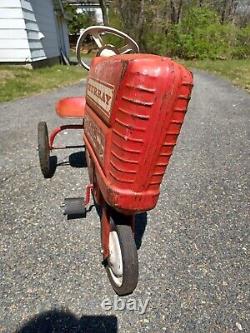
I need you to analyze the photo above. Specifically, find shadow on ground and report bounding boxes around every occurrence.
[69,151,87,168]
[55,151,87,169]
[134,212,148,250]
[16,309,117,333]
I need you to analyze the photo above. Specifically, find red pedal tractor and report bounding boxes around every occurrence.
[38,26,193,295]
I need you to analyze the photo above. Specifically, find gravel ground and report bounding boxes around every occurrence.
[0,72,249,333]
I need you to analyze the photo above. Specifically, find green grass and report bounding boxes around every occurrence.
[0,64,87,102]
[179,59,250,92]
[1,59,249,102]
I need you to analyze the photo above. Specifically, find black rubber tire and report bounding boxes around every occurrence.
[106,213,139,296]
[38,121,51,178]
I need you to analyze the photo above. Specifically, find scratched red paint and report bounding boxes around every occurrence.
[83,54,193,214]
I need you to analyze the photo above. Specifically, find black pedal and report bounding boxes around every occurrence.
[63,197,86,218]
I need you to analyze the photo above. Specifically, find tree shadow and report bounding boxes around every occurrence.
[16,309,117,333]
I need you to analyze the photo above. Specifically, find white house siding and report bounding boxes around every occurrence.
[0,0,31,62]
[25,0,60,61]
[0,0,69,64]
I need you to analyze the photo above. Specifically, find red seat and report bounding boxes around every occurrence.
[56,96,86,119]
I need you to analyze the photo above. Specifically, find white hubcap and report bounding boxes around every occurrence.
[108,226,123,286]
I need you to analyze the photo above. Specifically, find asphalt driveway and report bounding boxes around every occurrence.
[0,71,249,333]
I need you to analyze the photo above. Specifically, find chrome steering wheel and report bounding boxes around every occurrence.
[76,26,139,70]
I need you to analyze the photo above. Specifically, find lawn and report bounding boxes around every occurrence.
[0,64,87,102]
[180,59,250,92]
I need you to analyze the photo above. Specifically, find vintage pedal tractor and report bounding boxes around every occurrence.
[37,26,193,295]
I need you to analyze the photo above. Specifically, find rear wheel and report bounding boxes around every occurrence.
[38,121,52,178]
[106,212,138,296]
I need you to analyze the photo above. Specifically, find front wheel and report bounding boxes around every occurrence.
[106,213,138,296]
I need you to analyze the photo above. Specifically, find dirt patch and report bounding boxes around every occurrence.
[0,70,15,84]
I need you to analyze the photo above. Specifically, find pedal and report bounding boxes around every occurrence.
[63,197,86,217]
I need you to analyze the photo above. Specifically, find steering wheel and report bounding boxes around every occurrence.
[76,26,139,70]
